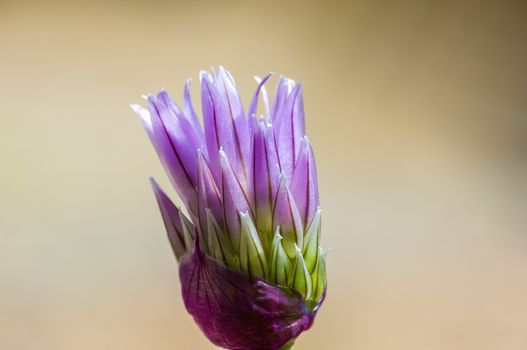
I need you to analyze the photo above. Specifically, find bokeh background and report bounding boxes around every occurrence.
[1,0,526,349]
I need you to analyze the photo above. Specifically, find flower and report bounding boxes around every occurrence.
[131,66,326,350]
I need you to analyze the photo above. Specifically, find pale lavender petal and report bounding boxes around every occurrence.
[201,69,249,185]
[271,76,295,121]
[214,66,252,189]
[200,71,221,180]
[290,137,319,227]
[247,73,273,121]
[273,84,305,182]
[254,76,272,119]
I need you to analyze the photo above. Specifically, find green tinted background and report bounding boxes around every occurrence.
[1,0,526,349]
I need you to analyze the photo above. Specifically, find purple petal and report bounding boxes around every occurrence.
[290,137,319,227]
[132,102,198,213]
[179,245,323,350]
[247,73,273,121]
[156,90,204,152]
[147,94,201,198]
[200,71,221,180]
[197,148,223,234]
[220,149,254,249]
[273,84,305,182]
[272,175,304,258]
[216,66,252,188]
[271,77,295,121]
[201,68,252,190]
[252,119,280,243]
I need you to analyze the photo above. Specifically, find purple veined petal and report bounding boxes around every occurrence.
[200,71,221,181]
[150,178,191,260]
[201,69,250,186]
[147,95,200,199]
[214,66,252,190]
[197,148,223,235]
[179,243,322,350]
[131,103,197,214]
[273,83,305,183]
[155,90,204,155]
[247,73,273,121]
[290,136,319,227]
[272,174,304,258]
[252,119,280,248]
[219,149,254,249]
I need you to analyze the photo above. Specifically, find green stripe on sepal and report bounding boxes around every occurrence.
[302,208,321,273]
[205,209,239,268]
[239,212,268,280]
[269,227,293,287]
[310,247,327,302]
[292,244,313,300]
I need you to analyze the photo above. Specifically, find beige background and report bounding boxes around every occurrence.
[1,0,526,349]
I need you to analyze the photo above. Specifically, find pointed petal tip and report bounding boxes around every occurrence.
[295,244,302,253]
[254,72,274,84]
[148,177,158,188]
[131,103,148,117]
[149,178,165,198]
[199,70,212,82]
[132,104,153,130]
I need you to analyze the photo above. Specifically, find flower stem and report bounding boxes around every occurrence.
[279,340,295,350]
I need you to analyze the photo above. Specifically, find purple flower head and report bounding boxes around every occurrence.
[132,67,326,350]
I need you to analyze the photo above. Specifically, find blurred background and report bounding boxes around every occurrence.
[1,0,526,349]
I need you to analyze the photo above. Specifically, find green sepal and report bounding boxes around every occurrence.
[239,212,268,280]
[310,247,327,302]
[292,244,313,300]
[302,208,321,273]
[179,210,195,252]
[269,227,293,287]
[205,209,239,268]
[275,175,304,259]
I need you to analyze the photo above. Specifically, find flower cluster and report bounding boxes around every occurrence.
[132,67,326,350]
